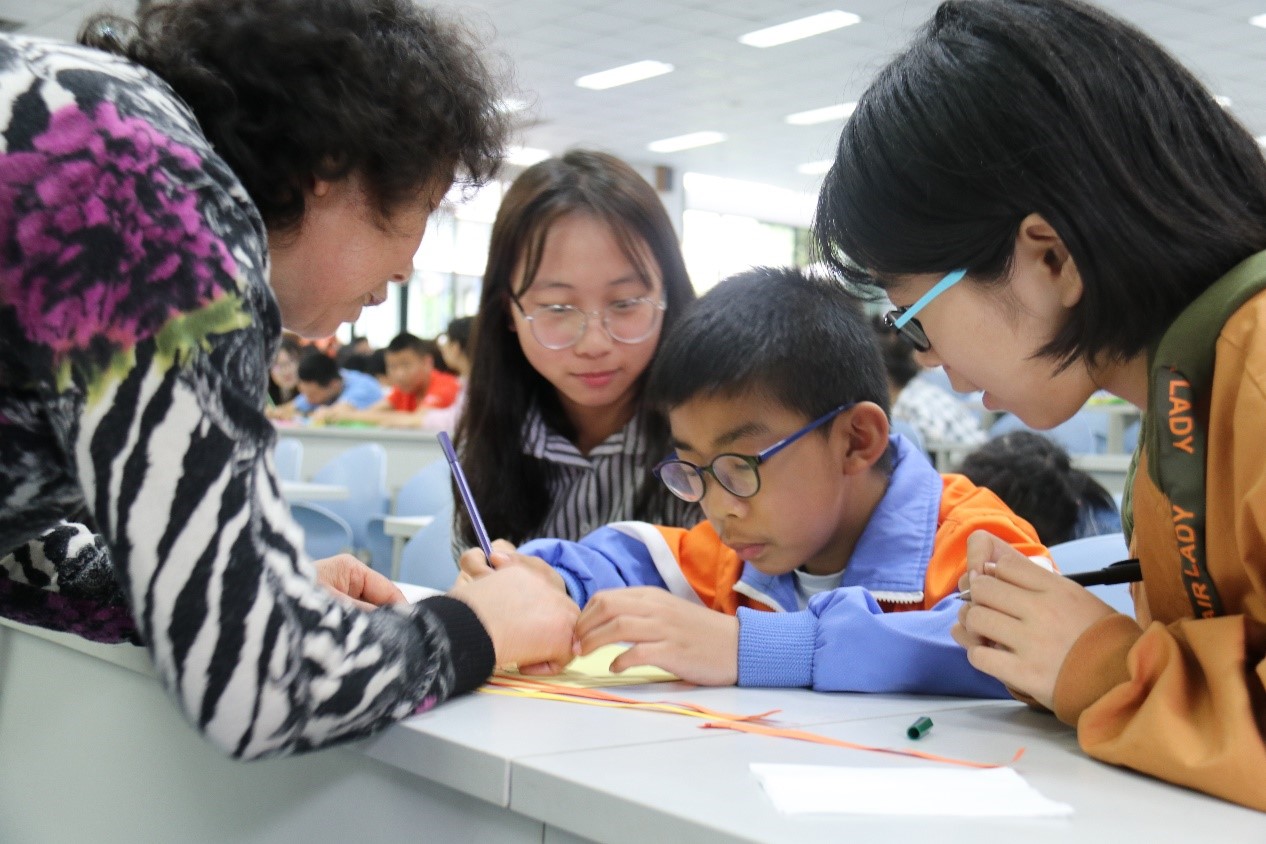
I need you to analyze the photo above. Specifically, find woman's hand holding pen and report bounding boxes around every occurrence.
[951,530,1119,710]
[449,564,579,673]
[457,540,569,593]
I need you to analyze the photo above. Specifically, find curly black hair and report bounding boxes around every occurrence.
[80,0,510,232]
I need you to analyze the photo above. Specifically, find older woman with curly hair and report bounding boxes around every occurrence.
[0,0,577,759]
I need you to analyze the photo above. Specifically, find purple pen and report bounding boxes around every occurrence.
[438,431,494,560]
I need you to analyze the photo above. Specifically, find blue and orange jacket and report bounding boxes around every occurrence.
[520,435,1049,697]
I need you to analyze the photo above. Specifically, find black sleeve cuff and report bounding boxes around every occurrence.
[419,595,495,695]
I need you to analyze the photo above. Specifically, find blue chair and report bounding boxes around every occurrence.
[305,443,390,560]
[289,501,354,560]
[394,458,453,517]
[365,458,454,576]
[1122,418,1141,453]
[397,502,458,591]
[274,438,304,481]
[1047,532,1135,615]
[989,412,1103,455]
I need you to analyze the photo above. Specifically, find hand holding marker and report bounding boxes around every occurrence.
[958,559,1141,602]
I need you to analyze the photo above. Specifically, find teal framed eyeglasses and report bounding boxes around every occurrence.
[883,268,967,352]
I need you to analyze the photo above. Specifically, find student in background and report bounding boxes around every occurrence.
[320,332,461,429]
[872,315,986,449]
[379,333,460,412]
[813,0,1266,809]
[338,336,373,365]
[292,350,384,416]
[368,348,391,389]
[266,336,303,408]
[438,316,475,381]
[0,0,577,761]
[463,268,1046,694]
[956,431,1121,546]
[338,352,376,377]
[455,150,700,547]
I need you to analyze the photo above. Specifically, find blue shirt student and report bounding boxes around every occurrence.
[294,368,384,413]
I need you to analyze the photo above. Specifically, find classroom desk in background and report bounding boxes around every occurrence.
[279,480,350,501]
[2,615,1261,843]
[274,423,443,493]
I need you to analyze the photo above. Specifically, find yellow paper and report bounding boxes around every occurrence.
[498,643,678,688]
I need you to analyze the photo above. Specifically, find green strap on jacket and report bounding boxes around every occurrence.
[1124,249,1266,618]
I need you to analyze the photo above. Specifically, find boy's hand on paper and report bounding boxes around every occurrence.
[311,403,361,424]
[459,540,568,593]
[950,530,1117,709]
[575,587,738,686]
[314,554,407,610]
[308,405,339,424]
[449,565,580,672]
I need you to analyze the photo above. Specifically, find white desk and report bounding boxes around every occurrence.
[275,425,443,493]
[3,616,1262,843]
[280,480,350,501]
[382,514,435,580]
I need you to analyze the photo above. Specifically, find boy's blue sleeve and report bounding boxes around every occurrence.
[736,588,1007,697]
[519,526,670,606]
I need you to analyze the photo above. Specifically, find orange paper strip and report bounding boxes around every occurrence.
[700,719,1026,769]
[483,675,780,722]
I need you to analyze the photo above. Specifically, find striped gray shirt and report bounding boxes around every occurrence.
[522,407,701,541]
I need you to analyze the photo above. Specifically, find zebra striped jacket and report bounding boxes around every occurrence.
[0,34,492,759]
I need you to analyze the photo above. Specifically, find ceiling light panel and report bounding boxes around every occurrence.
[797,160,834,175]
[785,102,857,125]
[739,11,861,48]
[576,60,674,90]
[648,131,727,153]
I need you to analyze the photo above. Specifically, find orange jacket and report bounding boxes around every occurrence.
[1053,283,1266,812]
[649,473,1046,616]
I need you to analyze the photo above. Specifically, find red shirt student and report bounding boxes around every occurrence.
[315,332,463,430]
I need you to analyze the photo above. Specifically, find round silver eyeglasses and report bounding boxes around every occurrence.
[512,296,666,350]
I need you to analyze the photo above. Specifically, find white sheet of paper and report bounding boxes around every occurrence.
[397,582,443,603]
[750,764,1073,817]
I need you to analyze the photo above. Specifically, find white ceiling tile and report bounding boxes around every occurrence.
[10,0,1266,191]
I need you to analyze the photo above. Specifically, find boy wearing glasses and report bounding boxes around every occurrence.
[461,267,1047,694]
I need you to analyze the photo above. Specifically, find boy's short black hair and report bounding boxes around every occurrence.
[339,353,373,374]
[647,266,890,424]
[297,350,340,385]
[385,332,438,360]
